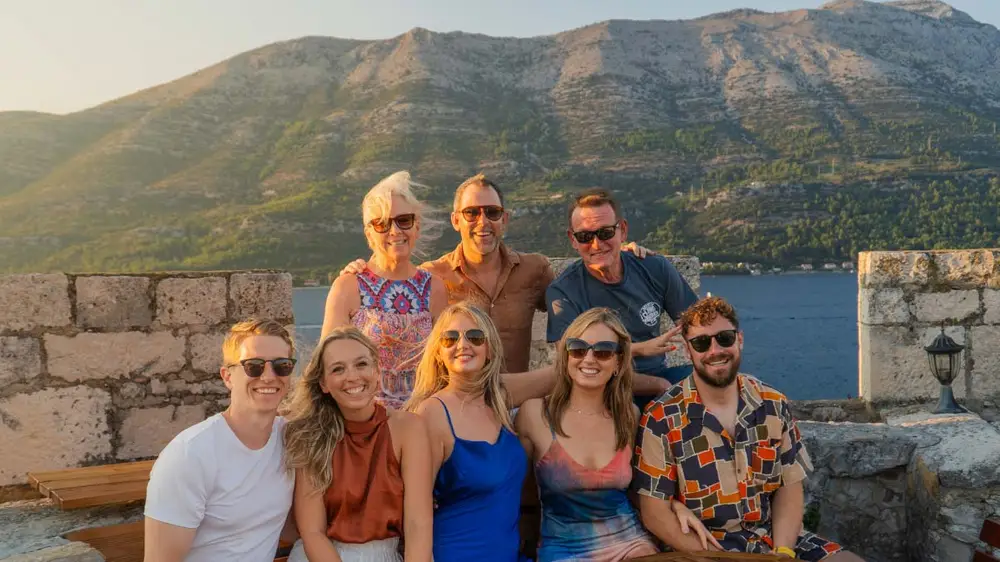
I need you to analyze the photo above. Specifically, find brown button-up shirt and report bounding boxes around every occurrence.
[422,243,554,373]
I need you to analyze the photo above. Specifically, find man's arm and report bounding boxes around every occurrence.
[638,495,715,552]
[633,373,670,396]
[545,285,582,343]
[503,366,557,407]
[771,480,804,550]
[143,441,207,562]
[144,519,197,562]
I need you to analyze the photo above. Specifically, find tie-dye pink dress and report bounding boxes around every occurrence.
[351,268,433,409]
[535,431,658,562]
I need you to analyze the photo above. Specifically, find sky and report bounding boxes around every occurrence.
[1,0,996,114]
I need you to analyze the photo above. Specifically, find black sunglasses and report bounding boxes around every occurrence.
[229,357,297,378]
[571,223,620,244]
[370,213,416,234]
[566,338,620,360]
[440,329,487,348]
[687,330,738,353]
[460,205,504,222]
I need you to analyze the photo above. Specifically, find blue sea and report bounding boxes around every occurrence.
[292,272,858,400]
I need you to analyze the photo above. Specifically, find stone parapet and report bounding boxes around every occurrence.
[858,250,1000,403]
[0,271,293,487]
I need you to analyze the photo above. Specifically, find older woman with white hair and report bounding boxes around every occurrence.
[322,171,448,409]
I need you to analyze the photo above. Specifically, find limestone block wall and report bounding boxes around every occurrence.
[527,256,701,369]
[859,249,1000,404]
[0,271,293,487]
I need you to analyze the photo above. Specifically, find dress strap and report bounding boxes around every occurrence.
[432,396,457,438]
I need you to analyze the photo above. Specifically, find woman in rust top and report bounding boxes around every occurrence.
[284,327,433,562]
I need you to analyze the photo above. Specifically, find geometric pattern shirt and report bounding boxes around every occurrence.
[632,374,842,560]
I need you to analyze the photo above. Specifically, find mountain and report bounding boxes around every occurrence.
[3,0,1000,276]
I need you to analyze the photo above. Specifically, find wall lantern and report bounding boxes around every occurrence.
[924,327,966,414]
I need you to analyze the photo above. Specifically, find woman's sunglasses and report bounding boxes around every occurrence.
[565,338,620,360]
[687,330,738,353]
[571,223,620,244]
[370,213,416,234]
[460,205,504,222]
[440,329,487,348]
[229,357,297,378]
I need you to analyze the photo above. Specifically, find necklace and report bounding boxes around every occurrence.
[572,407,607,417]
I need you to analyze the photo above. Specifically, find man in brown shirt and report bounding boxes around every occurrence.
[420,174,552,373]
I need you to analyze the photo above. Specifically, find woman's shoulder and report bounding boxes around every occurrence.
[387,408,427,437]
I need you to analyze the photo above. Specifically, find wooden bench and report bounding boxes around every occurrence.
[65,522,292,562]
[975,517,1000,561]
[27,460,154,510]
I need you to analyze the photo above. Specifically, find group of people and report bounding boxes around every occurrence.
[142,171,866,562]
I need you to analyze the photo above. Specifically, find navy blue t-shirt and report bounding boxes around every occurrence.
[545,253,698,377]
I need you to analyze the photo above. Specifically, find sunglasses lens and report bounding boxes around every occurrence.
[592,350,615,360]
[273,359,296,377]
[242,359,266,377]
[572,231,595,244]
[395,214,415,230]
[462,208,482,221]
[440,331,459,348]
[484,206,503,221]
[371,220,389,233]
[689,336,712,353]
[466,329,486,346]
[716,331,737,348]
[596,226,618,241]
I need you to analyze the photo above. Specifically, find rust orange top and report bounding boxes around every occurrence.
[324,402,403,543]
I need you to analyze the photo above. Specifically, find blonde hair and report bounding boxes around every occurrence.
[361,170,442,257]
[283,327,378,492]
[546,307,636,450]
[221,319,295,366]
[405,302,512,430]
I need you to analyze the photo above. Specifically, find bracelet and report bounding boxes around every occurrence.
[775,546,796,558]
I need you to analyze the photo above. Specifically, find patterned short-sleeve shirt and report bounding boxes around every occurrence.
[632,374,842,560]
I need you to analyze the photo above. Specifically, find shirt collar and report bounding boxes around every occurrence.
[679,373,760,437]
[446,242,518,271]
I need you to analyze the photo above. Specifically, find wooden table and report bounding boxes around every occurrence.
[27,460,154,510]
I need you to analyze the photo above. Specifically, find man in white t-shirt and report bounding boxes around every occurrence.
[144,319,298,561]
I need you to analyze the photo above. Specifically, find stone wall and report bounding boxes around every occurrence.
[0,272,293,487]
[858,249,1000,405]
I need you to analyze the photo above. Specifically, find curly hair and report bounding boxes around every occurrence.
[679,296,740,336]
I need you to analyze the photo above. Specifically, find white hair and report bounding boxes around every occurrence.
[361,171,442,257]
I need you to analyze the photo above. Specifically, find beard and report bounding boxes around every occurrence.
[693,352,740,389]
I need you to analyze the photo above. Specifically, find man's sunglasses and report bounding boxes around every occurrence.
[440,329,487,348]
[571,223,620,244]
[566,338,620,360]
[370,213,416,234]
[687,330,738,353]
[460,206,504,222]
[229,357,297,378]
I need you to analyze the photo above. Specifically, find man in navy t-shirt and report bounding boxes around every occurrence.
[546,188,699,398]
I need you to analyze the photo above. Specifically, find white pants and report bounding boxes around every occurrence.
[288,536,402,562]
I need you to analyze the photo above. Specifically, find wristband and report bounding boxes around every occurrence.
[775,546,796,558]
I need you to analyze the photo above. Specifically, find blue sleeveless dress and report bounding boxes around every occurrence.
[431,397,528,562]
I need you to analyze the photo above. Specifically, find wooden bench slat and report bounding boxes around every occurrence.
[38,472,150,498]
[982,518,1000,547]
[66,522,144,562]
[50,480,149,510]
[28,460,154,489]
[973,551,1000,562]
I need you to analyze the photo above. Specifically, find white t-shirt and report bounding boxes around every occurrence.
[145,414,294,562]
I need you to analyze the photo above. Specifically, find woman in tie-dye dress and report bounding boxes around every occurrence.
[322,171,448,409]
[514,307,719,561]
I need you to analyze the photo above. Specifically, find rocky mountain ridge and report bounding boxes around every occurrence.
[1,0,999,274]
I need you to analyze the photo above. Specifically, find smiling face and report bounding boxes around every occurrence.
[569,203,627,276]
[685,315,743,389]
[566,322,622,391]
[222,335,293,415]
[366,194,419,263]
[452,183,508,258]
[436,313,488,378]
[319,337,379,413]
